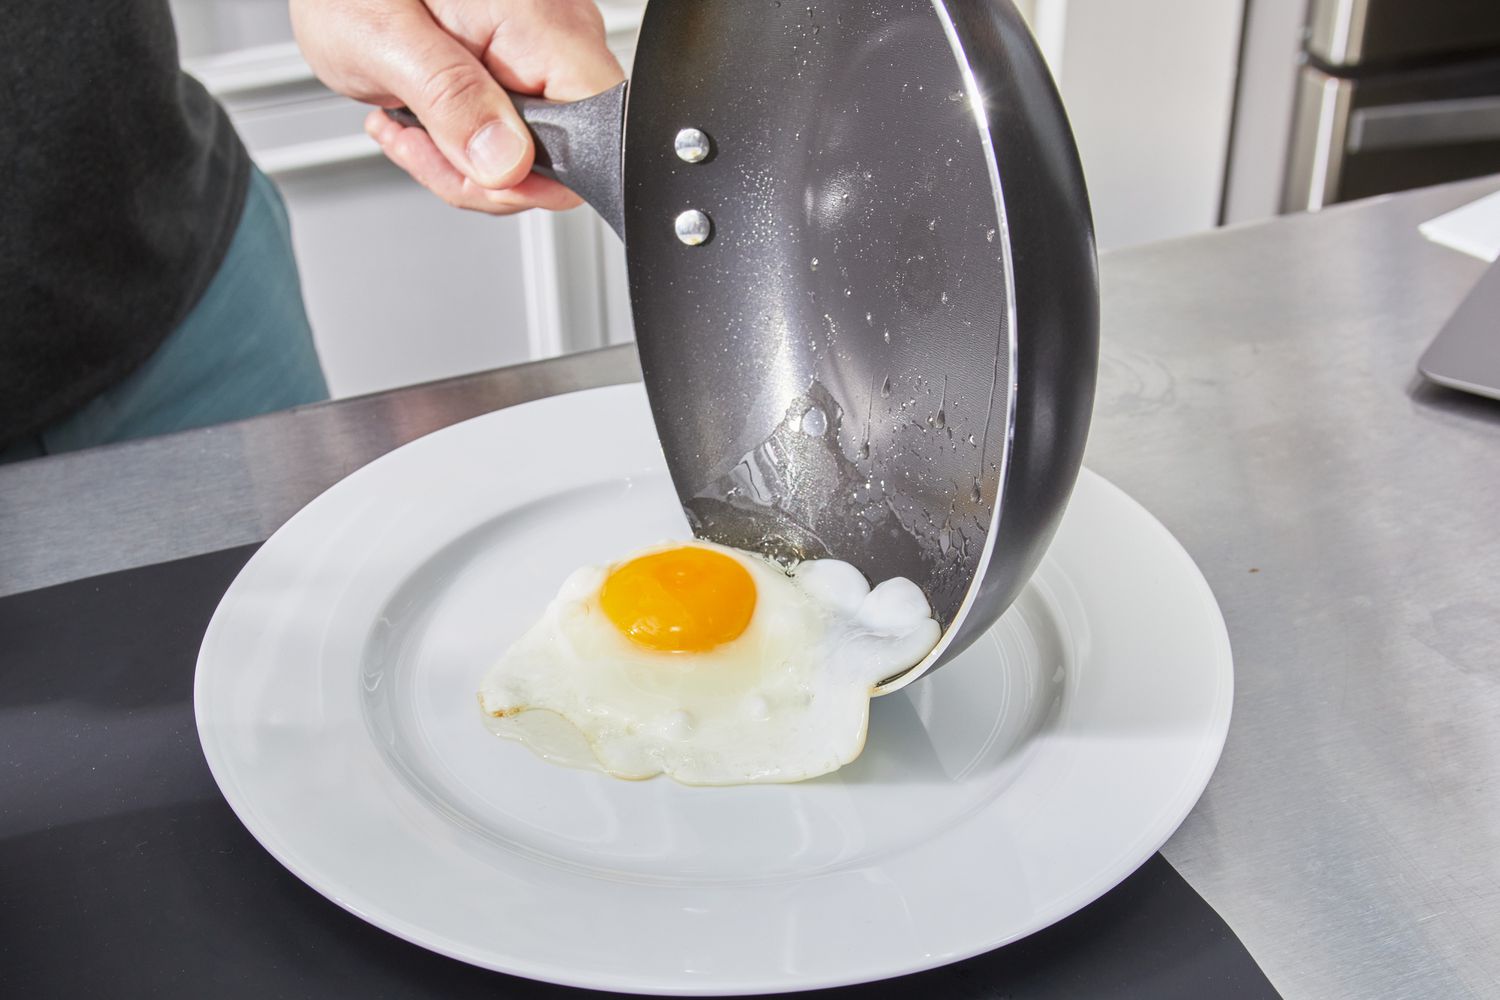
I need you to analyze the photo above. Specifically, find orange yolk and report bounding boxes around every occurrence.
[599,547,757,653]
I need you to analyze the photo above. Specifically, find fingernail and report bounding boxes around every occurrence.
[467,122,527,186]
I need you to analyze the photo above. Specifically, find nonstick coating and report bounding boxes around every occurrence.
[623,0,1098,683]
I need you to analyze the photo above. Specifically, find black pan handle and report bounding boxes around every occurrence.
[383,81,627,238]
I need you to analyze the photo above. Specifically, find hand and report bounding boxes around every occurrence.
[291,0,624,214]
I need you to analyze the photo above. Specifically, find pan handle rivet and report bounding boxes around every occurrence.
[675,210,713,246]
[674,128,712,163]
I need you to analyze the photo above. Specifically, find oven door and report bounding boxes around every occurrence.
[1284,55,1500,212]
[1305,0,1500,68]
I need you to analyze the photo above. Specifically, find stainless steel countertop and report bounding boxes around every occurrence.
[3,177,1498,999]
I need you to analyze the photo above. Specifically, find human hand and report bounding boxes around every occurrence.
[291,0,624,214]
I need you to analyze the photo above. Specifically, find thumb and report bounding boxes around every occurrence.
[388,16,534,190]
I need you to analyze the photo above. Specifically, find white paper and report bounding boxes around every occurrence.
[1419,190,1500,262]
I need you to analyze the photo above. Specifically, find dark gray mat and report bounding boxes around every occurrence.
[0,546,1279,999]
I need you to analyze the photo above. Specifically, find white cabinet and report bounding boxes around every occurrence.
[1221,0,1308,225]
[175,1,642,398]
[274,160,539,396]
[170,0,292,55]
[1018,0,1248,251]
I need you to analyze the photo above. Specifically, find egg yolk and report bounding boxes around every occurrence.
[599,547,757,653]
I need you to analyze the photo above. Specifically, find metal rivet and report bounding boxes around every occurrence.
[675,209,712,246]
[674,128,712,163]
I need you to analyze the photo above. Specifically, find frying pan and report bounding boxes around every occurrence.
[392,0,1098,691]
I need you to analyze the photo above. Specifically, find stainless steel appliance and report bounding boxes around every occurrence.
[1284,0,1500,211]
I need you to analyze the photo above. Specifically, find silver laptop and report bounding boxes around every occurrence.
[1419,259,1500,400]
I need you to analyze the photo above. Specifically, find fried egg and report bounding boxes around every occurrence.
[478,541,940,785]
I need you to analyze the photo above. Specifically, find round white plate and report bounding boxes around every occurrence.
[195,383,1232,996]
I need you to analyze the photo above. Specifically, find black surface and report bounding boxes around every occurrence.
[0,548,1279,1000]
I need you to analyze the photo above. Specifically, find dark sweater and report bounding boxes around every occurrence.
[0,0,250,447]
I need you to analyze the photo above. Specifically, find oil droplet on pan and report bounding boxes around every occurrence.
[800,406,828,437]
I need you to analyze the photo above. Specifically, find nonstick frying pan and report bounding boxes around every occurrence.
[391,0,1099,691]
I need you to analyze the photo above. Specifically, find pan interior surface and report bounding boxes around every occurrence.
[625,0,1014,635]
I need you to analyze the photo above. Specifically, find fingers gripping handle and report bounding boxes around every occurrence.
[384,81,628,238]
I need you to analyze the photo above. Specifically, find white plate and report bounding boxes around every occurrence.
[195,383,1232,996]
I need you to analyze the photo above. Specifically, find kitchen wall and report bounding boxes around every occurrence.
[1024,0,1249,250]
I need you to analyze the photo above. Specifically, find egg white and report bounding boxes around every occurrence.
[478,541,940,785]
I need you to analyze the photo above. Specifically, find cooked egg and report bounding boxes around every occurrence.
[478,541,940,785]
